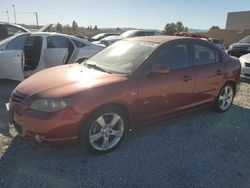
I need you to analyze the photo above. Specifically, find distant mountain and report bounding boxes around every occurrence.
[188,28,208,33]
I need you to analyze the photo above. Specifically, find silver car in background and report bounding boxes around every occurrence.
[239,53,250,80]
[96,29,162,47]
[0,32,104,81]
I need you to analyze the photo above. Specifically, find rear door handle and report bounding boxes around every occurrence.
[216,70,222,75]
[182,75,192,82]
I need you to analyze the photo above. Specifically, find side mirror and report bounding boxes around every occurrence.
[150,64,170,74]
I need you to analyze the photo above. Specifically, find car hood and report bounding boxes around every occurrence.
[16,64,127,98]
[231,43,250,48]
[38,24,54,32]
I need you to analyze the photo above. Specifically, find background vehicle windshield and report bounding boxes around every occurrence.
[86,40,158,74]
[239,35,250,43]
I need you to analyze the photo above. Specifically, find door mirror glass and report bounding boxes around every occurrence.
[150,64,169,74]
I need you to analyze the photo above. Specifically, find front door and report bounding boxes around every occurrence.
[0,33,30,81]
[137,40,195,123]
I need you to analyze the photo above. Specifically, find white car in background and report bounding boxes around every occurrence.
[96,29,163,47]
[0,32,104,81]
[239,53,250,80]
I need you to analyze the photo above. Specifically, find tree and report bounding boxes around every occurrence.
[163,21,188,35]
[176,21,188,33]
[55,22,63,33]
[94,25,98,30]
[72,20,78,34]
[209,26,220,30]
[117,27,120,31]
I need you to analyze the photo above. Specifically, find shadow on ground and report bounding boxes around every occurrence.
[0,104,250,188]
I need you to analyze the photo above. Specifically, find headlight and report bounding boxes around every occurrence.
[228,45,233,50]
[30,99,70,112]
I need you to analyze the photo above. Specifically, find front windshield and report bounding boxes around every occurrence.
[0,33,22,49]
[120,30,137,38]
[86,40,158,74]
[239,35,250,43]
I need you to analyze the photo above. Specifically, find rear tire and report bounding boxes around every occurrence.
[214,83,235,112]
[79,106,128,154]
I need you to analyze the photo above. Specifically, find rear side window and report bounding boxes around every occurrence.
[134,31,145,37]
[6,34,29,50]
[145,32,155,36]
[47,36,70,48]
[0,25,7,40]
[152,41,190,70]
[193,44,216,66]
[72,39,86,48]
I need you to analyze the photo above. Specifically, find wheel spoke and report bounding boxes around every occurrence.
[219,95,225,101]
[102,136,110,149]
[89,132,103,142]
[225,86,229,95]
[110,114,121,127]
[221,99,226,108]
[228,90,233,98]
[96,116,106,128]
[111,130,123,138]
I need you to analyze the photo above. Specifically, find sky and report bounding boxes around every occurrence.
[0,0,250,30]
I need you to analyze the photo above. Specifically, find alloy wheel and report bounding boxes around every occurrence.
[218,85,234,110]
[88,113,124,151]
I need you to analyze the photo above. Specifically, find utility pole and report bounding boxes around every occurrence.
[12,4,17,24]
[6,11,9,23]
[35,12,39,29]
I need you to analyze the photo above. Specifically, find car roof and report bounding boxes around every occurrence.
[0,22,29,32]
[29,32,93,45]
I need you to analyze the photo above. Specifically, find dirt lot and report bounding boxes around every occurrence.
[0,80,250,188]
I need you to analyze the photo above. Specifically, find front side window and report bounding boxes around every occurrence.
[193,44,216,66]
[152,42,189,70]
[47,36,70,48]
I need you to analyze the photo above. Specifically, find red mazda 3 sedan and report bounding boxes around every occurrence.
[7,36,241,154]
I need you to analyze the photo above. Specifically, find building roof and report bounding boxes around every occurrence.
[226,11,250,30]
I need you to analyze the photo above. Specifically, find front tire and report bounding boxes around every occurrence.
[214,83,235,112]
[79,106,128,154]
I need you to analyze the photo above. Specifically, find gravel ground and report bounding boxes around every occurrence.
[0,80,250,188]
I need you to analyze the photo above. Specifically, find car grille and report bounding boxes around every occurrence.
[10,90,28,107]
[245,62,250,67]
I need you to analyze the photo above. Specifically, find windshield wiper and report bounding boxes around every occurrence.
[85,63,112,74]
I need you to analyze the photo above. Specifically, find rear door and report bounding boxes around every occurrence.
[0,33,30,81]
[191,41,224,105]
[43,35,75,68]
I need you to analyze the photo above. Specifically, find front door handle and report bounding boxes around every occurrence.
[182,75,192,82]
[216,69,222,75]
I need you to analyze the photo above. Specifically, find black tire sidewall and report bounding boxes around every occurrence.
[79,106,128,154]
